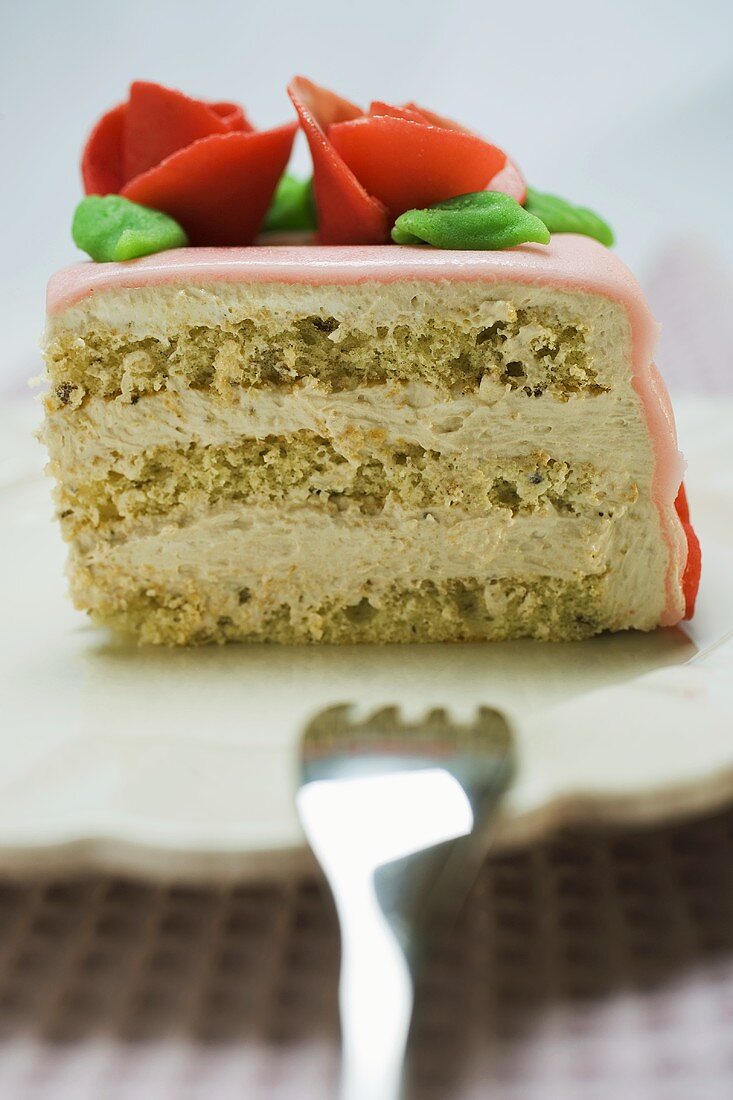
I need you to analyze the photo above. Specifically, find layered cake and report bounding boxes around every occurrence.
[42,79,700,645]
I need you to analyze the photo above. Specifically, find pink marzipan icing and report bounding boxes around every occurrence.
[46,235,688,624]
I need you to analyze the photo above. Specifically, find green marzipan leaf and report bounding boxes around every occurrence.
[523,187,614,246]
[263,173,317,233]
[391,192,550,250]
[72,195,188,262]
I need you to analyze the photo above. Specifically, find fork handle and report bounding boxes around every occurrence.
[336,878,413,1100]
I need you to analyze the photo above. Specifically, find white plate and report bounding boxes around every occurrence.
[2,396,732,882]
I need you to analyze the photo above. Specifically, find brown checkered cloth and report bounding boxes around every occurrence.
[2,811,733,1099]
[2,241,732,1099]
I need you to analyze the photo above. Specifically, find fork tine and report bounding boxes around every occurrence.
[473,705,513,740]
[306,703,354,730]
[423,707,450,729]
[359,705,402,732]
[303,704,356,749]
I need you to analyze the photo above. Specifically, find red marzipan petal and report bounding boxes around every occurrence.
[124,81,235,182]
[487,157,527,204]
[681,521,701,619]
[122,124,297,246]
[329,115,506,218]
[369,101,430,124]
[675,483,691,524]
[405,102,526,202]
[287,76,389,245]
[81,101,127,195]
[675,484,701,619]
[209,101,253,132]
[291,75,363,128]
[405,102,473,134]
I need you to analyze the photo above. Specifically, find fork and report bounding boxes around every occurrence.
[296,703,516,1100]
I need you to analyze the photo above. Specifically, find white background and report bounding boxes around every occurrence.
[1,0,732,385]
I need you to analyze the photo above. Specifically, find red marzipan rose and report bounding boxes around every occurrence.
[287,76,526,245]
[674,484,702,619]
[82,81,297,246]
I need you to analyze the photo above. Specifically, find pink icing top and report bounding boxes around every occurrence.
[51,236,654,312]
[46,235,688,624]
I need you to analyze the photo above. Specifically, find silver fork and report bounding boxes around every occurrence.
[297,704,516,1100]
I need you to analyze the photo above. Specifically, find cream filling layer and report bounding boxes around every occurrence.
[72,498,661,631]
[47,378,655,486]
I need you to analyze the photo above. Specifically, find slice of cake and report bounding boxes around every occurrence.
[43,238,697,644]
[41,77,700,645]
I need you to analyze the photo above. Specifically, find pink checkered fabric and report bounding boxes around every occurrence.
[2,810,733,1098]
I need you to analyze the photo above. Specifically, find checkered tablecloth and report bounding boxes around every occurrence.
[2,242,732,1099]
[2,810,733,1099]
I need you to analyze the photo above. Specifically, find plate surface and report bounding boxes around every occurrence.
[2,396,732,881]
